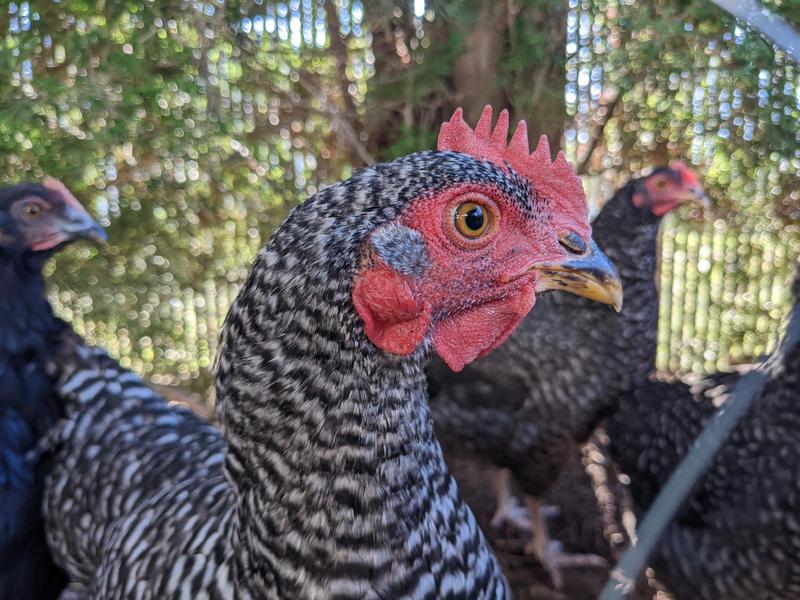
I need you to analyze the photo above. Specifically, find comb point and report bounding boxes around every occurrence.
[43,178,83,212]
[531,135,551,163]
[492,110,510,146]
[475,105,493,138]
[509,120,529,156]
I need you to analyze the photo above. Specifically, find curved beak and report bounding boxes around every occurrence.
[42,178,107,246]
[533,239,624,312]
[687,187,711,210]
[62,204,108,245]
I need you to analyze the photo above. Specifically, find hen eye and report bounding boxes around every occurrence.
[654,178,668,189]
[454,201,491,239]
[23,202,43,218]
[559,231,587,254]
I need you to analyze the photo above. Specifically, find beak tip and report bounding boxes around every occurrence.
[609,283,624,313]
[692,191,711,211]
[92,228,109,245]
[533,238,624,311]
[77,224,107,246]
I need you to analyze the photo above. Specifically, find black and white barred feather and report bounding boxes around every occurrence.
[44,151,524,599]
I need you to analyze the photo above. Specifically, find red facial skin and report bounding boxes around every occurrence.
[438,107,590,243]
[353,182,577,372]
[632,162,706,217]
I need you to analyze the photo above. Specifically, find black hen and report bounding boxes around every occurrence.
[428,163,707,585]
[607,261,800,599]
[0,180,105,600]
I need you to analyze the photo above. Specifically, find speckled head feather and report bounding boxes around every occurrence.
[437,106,589,239]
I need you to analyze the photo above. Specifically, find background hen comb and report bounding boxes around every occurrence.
[438,106,588,235]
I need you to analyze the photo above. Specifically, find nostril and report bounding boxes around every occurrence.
[559,231,587,254]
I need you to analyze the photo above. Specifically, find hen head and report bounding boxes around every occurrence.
[632,161,708,217]
[0,178,106,256]
[353,106,623,371]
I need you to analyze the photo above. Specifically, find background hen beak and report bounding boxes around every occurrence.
[61,204,108,245]
[533,239,624,312]
[687,187,711,210]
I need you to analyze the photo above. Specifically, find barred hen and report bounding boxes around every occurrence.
[428,163,707,586]
[607,261,800,599]
[0,180,105,600]
[42,107,622,599]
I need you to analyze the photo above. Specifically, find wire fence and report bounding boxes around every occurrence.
[657,213,798,373]
[39,0,800,393]
[48,192,799,397]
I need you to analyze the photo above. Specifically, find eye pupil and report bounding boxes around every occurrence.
[25,203,42,216]
[454,201,492,239]
[464,206,484,231]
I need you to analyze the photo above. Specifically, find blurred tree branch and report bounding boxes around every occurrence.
[323,0,373,166]
[576,92,621,176]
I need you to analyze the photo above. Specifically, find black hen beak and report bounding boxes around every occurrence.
[689,187,711,211]
[694,189,711,208]
[533,238,624,312]
[61,203,107,246]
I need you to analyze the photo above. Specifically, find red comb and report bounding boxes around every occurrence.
[438,106,588,236]
[668,161,701,188]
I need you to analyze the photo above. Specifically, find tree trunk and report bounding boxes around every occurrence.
[451,2,509,123]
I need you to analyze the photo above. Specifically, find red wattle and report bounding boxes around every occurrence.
[432,284,536,372]
[30,235,65,252]
[353,267,431,355]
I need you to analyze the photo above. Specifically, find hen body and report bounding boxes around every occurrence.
[44,152,537,599]
[0,253,68,600]
[608,266,800,599]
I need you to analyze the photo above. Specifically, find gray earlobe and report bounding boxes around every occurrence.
[371,223,430,277]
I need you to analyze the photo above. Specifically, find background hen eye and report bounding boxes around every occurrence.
[454,201,490,238]
[23,202,43,218]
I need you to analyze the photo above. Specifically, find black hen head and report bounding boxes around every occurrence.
[627,161,709,219]
[0,179,105,354]
[0,179,106,263]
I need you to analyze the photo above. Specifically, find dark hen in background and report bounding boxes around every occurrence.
[608,260,800,599]
[428,163,707,586]
[0,180,105,600]
[40,108,623,599]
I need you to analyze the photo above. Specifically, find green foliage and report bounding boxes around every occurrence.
[1,0,798,390]
[1,0,352,391]
[378,123,437,160]
[567,0,799,371]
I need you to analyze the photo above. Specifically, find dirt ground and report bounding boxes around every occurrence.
[442,432,671,600]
